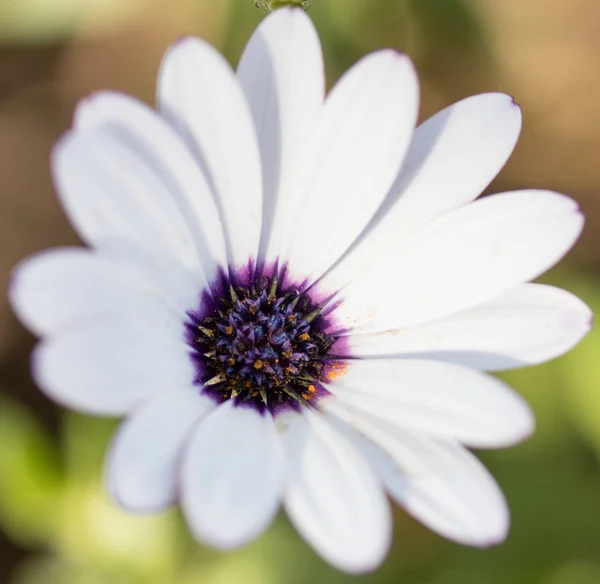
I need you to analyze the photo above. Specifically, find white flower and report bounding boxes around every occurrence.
[9,8,590,574]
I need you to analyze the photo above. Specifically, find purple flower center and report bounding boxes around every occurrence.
[186,269,345,414]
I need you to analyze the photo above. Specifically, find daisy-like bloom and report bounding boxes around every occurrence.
[9,8,591,573]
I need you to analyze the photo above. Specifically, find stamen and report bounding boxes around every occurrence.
[186,269,342,413]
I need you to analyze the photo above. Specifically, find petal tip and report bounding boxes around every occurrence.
[587,311,595,329]
[162,35,208,65]
[104,437,178,515]
[73,90,128,129]
[474,528,509,549]
[568,295,594,333]
[6,261,38,335]
[183,510,273,551]
[106,484,175,516]
[467,504,510,549]
[382,48,415,68]
[170,35,197,49]
[29,342,58,408]
[517,415,536,444]
[336,555,387,575]
[508,399,536,446]
[6,262,25,314]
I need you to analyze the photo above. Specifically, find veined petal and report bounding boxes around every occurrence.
[181,401,284,549]
[278,50,419,285]
[106,388,215,512]
[344,418,509,547]
[9,248,192,337]
[322,358,533,448]
[334,190,583,333]
[320,93,522,291]
[237,7,325,266]
[68,92,227,279]
[53,130,196,269]
[279,409,391,573]
[158,38,263,269]
[33,323,194,416]
[341,283,592,370]
[95,240,209,305]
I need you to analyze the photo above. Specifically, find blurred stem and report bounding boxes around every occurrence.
[258,1,312,11]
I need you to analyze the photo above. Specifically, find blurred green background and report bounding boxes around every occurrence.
[1,0,600,582]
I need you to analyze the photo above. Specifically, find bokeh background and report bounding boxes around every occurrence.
[1,0,600,582]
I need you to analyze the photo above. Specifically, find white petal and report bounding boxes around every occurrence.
[181,401,284,549]
[345,418,509,547]
[237,8,325,265]
[320,93,522,291]
[279,50,419,284]
[158,38,263,269]
[96,239,208,305]
[343,283,592,370]
[279,409,391,573]
[9,248,190,337]
[334,190,583,333]
[106,388,215,512]
[71,92,227,278]
[33,322,194,415]
[53,130,194,268]
[322,358,533,448]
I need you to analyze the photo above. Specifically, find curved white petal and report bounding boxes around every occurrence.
[95,239,208,306]
[9,248,191,337]
[279,50,419,285]
[320,93,522,291]
[181,401,284,549]
[33,322,194,416]
[106,388,215,512]
[158,38,262,269]
[323,359,533,448]
[342,283,592,370]
[237,8,325,266]
[71,91,227,279]
[334,190,584,333]
[53,130,196,268]
[279,409,391,573]
[344,417,509,547]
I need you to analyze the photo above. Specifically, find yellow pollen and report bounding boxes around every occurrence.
[225,326,234,336]
[254,360,264,370]
[299,333,310,341]
[325,360,348,381]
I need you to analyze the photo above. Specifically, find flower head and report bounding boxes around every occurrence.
[9,8,591,573]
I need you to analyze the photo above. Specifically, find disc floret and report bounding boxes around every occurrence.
[187,271,341,413]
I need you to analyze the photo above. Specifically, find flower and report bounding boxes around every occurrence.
[9,7,591,574]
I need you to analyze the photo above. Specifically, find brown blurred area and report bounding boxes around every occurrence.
[0,0,599,580]
[477,0,600,260]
